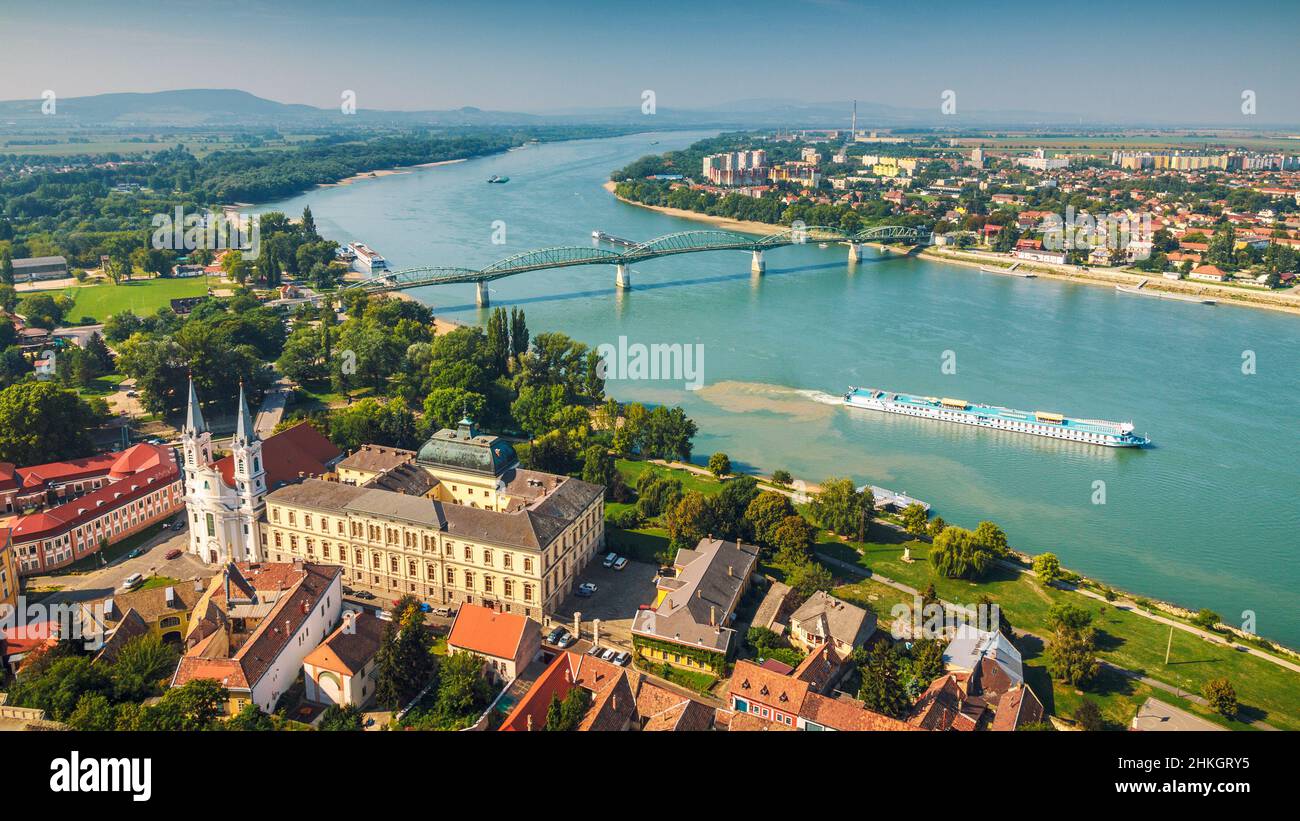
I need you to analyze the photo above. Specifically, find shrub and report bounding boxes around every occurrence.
[1032,552,1064,584]
[707,452,731,478]
[1203,678,1238,719]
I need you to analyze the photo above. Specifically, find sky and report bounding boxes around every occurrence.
[1,0,1298,124]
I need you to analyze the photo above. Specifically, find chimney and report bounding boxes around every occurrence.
[526,714,534,731]
[710,605,717,627]
[727,565,734,577]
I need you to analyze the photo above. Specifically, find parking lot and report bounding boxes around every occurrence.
[550,553,660,650]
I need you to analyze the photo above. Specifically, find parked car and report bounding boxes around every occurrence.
[353,590,376,601]
[342,585,356,595]
[602,552,618,568]
[164,548,182,560]
[587,645,605,657]
[430,606,455,618]
[576,582,598,597]
[555,631,576,648]
[613,651,631,667]
[612,557,628,571]
[127,548,143,559]
[121,572,144,591]
[546,626,568,645]
[599,648,617,662]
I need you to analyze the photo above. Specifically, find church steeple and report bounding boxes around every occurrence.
[234,381,255,443]
[185,377,206,433]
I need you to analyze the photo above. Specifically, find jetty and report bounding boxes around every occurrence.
[861,484,931,513]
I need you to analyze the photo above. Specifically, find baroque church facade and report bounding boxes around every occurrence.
[181,380,267,565]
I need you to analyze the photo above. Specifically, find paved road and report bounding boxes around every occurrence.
[26,526,209,607]
[255,380,290,437]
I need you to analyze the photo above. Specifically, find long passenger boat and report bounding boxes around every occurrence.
[843,387,1150,447]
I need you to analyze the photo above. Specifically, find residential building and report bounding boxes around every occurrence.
[80,577,208,660]
[788,591,877,656]
[7,444,184,575]
[1190,264,1230,282]
[724,657,916,731]
[701,151,769,187]
[630,537,759,673]
[908,626,1045,731]
[172,561,344,714]
[260,417,604,618]
[499,649,715,731]
[446,601,542,684]
[303,610,385,708]
[182,381,341,566]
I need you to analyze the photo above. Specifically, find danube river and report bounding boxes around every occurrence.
[257,130,1300,646]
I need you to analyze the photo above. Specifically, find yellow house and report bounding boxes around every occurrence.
[82,577,209,659]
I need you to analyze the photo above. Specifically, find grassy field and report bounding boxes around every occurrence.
[40,277,212,323]
[609,458,1300,730]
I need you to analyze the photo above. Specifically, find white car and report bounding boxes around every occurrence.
[602,552,618,568]
[613,651,632,667]
[587,645,605,657]
[599,647,617,662]
[576,582,598,597]
[612,557,628,571]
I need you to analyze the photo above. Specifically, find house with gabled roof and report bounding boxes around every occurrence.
[446,602,541,684]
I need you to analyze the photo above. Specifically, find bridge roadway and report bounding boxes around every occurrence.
[343,224,931,306]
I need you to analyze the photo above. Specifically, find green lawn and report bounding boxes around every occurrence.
[138,575,181,591]
[42,277,213,324]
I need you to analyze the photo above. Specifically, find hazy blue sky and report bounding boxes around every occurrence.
[2,0,1298,123]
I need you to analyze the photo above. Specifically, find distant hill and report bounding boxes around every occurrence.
[1,88,1271,132]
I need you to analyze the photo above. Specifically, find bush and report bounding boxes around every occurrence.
[1073,699,1105,731]
[608,508,642,529]
[1202,678,1238,719]
[1191,608,1221,630]
[1032,552,1064,584]
[771,469,792,486]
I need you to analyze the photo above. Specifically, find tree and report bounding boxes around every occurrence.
[580,445,617,497]
[225,703,276,731]
[17,292,65,329]
[707,452,731,479]
[929,526,997,580]
[973,521,1009,559]
[712,474,759,541]
[433,650,493,727]
[744,491,796,548]
[810,477,873,542]
[785,559,833,600]
[926,516,947,538]
[0,382,101,465]
[901,503,929,536]
[131,679,228,730]
[0,251,13,286]
[858,641,910,718]
[977,594,1014,640]
[374,596,436,710]
[909,638,947,686]
[110,634,180,702]
[1033,552,1064,584]
[544,687,592,731]
[66,693,118,731]
[1047,602,1094,632]
[771,515,816,564]
[423,387,487,431]
[771,469,792,487]
[1047,625,1100,686]
[1202,678,1239,719]
[1073,699,1105,731]
[663,491,721,550]
[318,704,365,731]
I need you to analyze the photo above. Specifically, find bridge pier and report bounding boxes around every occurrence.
[751,249,765,274]
[848,243,864,264]
[615,263,631,290]
[476,281,490,307]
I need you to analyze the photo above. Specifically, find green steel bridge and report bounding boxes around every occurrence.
[342,224,931,306]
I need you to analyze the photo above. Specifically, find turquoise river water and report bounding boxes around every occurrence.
[255,130,1300,646]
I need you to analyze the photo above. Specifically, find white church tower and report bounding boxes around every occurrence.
[182,379,265,565]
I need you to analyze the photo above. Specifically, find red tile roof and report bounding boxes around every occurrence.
[214,422,340,488]
[446,603,532,661]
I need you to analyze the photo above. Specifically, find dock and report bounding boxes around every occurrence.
[861,484,931,513]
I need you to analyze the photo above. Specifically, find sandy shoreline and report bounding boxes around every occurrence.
[320,158,469,189]
[603,181,1300,316]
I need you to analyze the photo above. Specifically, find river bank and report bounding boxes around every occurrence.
[603,181,1300,316]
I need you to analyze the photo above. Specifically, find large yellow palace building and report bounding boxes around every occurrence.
[259,419,604,619]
